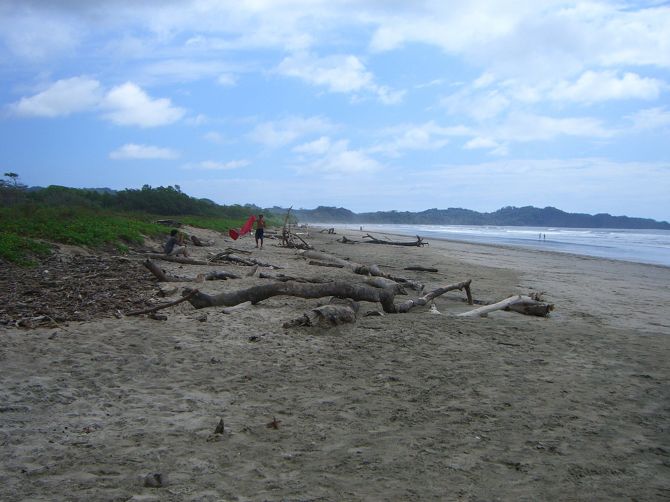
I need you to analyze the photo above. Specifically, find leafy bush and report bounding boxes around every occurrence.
[0,206,166,249]
[0,232,51,266]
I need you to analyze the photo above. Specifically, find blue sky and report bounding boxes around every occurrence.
[1,0,669,221]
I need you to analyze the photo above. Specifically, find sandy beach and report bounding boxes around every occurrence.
[1,226,669,501]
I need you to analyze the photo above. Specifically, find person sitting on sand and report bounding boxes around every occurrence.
[164,229,189,257]
[255,214,266,249]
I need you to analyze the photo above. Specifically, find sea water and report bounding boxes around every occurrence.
[326,224,670,267]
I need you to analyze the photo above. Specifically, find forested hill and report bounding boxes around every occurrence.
[286,205,670,229]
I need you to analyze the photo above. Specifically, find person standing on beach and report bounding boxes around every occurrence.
[255,214,266,249]
[164,229,189,257]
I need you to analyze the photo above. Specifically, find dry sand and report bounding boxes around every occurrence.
[1,226,669,501]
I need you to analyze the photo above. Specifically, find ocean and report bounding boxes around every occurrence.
[324,224,670,267]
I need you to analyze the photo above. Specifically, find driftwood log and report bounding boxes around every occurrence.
[362,234,427,247]
[308,260,344,268]
[209,252,281,268]
[190,235,212,246]
[337,236,358,244]
[258,272,330,283]
[143,259,239,282]
[404,266,438,272]
[299,250,424,291]
[185,279,471,314]
[146,254,210,265]
[395,280,472,312]
[126,289,199,316]
[457,295,554,317]
[283,298,359,328]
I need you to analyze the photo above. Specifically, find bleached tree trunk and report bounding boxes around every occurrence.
[457,295,553,317]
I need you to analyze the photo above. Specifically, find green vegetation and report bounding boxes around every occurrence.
[0,174,284,266]
[0,232,52,266]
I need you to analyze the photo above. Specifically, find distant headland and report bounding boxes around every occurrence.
[282,205,670,230]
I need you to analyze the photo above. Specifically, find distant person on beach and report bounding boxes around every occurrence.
[255,214,266,249]
[164,229,189,257]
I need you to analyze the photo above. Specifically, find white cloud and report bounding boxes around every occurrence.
[294,138,381,174]
[0,8,79,61]
[372,121,472,156]
[101,82,185,127]
[203,131,225,143]
[293,136,332,155]
[627,107,670,131]
[369,2,670,80]
[217,73,237,86]
[441,87,511,121]
[139,59,235,84]
[495,112,613,142]
[10,77,102,117]
[109,143,179,160]
[249,116,336,147]
[463,137,510,158]
[277,52,404,104]
[278,52,373,93]
[184,160,249,170]
[550,71,664,103]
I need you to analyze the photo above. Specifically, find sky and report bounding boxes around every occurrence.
[1,0,669,221]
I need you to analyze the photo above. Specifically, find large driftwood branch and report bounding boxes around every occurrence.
[209,252,281,268]
[145,254,210,265]
[308,260,344,268]
[186,281,396,312]
[258,272,330,283]
[457,295,553,318]
[395,280,472,313]
[337,236,358,244]
[362,234,428,247]
[299,250,424,291]
[143,259,239,282]
[404,266,438,272]
[185,279,471,314]
[126,290,199,316]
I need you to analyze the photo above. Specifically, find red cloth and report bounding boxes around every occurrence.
[229,215,256,240]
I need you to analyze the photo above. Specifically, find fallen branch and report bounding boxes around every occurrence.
[185,279,471,314]
[300,250,424,291]
[395,280,472,313]
[145,254,210,265]
[457,295,553,318]
[126,289,199,316]
[143,259,240,282]
[337,236,358,244]
[258,272,330,283]
[209,252,281,268]
[308,260,344,268]
[404,266,438,272]
[190,235,213,246]
[222,301,253,314]
[362,234,428,247]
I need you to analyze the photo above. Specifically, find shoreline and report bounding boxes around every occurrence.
[1,225,668,500]
[315,223,670,271]
[317,223,670,268]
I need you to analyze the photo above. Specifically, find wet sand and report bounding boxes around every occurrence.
[1,226,669,501]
